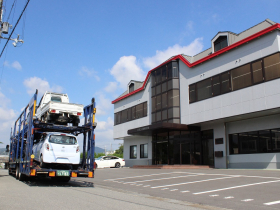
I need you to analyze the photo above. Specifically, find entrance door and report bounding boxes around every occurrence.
[201,130,214,166]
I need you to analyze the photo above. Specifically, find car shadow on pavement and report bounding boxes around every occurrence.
[23,177,94,188]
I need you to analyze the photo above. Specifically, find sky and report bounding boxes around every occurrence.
[0,0,280,150]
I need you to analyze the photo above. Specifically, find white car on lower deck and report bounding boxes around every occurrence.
[95,156,125,168]
[32,132,80,169]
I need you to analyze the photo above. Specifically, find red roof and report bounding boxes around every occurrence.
[112,23,280,104]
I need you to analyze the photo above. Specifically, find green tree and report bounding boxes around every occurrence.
[113,144,123,158]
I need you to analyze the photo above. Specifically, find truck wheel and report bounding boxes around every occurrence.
[18,169,26,181]
[40,155,46,168]
[15,165,19,179]
[115,162,121,168]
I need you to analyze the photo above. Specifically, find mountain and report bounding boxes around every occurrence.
[0,148,8,155]
[95,146,105,154]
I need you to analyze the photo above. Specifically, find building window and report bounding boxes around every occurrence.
[130,145,137,159]
[229,128,280,155]
[197,78,212,101]
[189,52,280,103]
[151,60,180,124]
[214,36,228,52]
[140,144,148,158]
[231,64,252,91]
[264,53,280,81]
[129,83,134,93]
[114,101,147,125]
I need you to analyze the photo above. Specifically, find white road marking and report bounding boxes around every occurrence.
[151,176,237,189]
[161,188,169,190]
[143,185,150,187]
[170,189,178,191]
[104,172,179,181]
[193,180,280,195]
[130,184,136,185]
[209,194,219,197]
[181,191,190,193]
[224,196,234,199]
[241,199,254,202]
[136,184,143,186]
[264,200,280,206]
[123,175,200,184]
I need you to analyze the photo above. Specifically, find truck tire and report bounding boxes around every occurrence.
[18,169,26,181]
[15,165,19,179]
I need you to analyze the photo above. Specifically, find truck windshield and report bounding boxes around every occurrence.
[51,96,61,102]
[49,135,77,145]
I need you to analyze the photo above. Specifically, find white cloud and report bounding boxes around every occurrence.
[95,92,113,116]
[143,38,204,69]
[79,66,100,81]
[4,60,22,70]
[110,56,146,90]
[0,90,18,146]
[104,82,118,93]
[23,77,63,97]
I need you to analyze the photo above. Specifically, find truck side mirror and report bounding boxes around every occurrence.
[6,145,9,152]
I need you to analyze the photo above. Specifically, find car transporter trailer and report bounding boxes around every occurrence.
[8,89,96,182]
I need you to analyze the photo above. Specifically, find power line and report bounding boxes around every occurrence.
[0,0,30,59]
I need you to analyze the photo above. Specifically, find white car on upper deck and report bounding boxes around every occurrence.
[32,132,80,169]
[36,91,83,126]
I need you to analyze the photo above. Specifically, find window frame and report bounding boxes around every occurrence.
[140,144,148,158]
[130,145,137,159]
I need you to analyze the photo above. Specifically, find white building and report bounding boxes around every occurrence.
[112,19,280,169]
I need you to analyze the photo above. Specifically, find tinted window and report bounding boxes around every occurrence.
[221,72,230,94]
[252,60,263,84]
[212,75,220,96]
[130,145,137,159]
[140,144,148,158]
[129,83,134,93]
[197,78,212,101]
[264,53,280,81]
[214,36,228,52]
[136,104,143,119]
[189,84,196,103]
[143,102,147,117]
[49,135,77,145]
[51,96,61,102]
[231,64,252,91]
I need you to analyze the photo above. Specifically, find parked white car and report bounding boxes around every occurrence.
[95,156,125,169]
[32,132,80,169]
[36,91,84,126]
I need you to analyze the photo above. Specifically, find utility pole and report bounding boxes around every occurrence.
[0,0,30,59]
[110,143,112,154]
[104,145,106,155]
[0,1,3,24]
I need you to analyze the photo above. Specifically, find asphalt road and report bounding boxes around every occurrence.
[1,168,280,210]
[0,169,205,210]
[89,167,280,210]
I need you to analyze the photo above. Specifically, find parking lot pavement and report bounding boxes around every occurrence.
[85,168,280,210]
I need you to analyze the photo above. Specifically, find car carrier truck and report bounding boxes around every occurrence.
[8,90,96,182]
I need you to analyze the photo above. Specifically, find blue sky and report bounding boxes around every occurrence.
[0,0,280,150]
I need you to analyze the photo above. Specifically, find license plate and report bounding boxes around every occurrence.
[56,170,69,176]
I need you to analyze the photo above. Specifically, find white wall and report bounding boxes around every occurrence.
[227,114,280,169]
[114,78,151,139]
[123,135,152,167]
[180,31,280,125]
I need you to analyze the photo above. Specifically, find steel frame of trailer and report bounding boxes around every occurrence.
[8,90,96,179]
